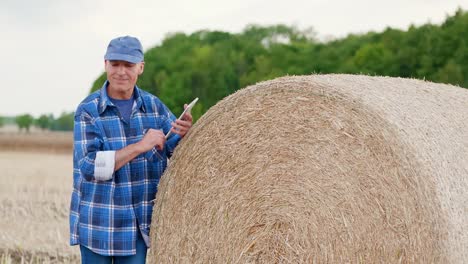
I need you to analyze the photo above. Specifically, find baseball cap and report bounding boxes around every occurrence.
[104,36,144,63]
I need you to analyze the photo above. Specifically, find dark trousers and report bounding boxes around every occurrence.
[80,232,147,264]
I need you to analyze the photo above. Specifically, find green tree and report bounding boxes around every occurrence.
[435,60,464,86]
[351,43,395,75]
[51,112,74,131]
[16,114,34,132]
[35,114,53,130]
[88,9,468,121]
[0,116,4,128]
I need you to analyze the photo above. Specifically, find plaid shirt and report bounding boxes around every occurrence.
[69,81,180,256]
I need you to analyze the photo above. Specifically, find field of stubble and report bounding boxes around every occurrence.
[0,131,79,263]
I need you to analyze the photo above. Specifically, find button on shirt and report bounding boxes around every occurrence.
[69,81,181,256]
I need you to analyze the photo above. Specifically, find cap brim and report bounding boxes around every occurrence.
[104,53,143,64]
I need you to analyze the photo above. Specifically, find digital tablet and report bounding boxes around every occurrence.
[165,97,199,139]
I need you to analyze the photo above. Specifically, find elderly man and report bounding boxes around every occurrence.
[69,36,192,263]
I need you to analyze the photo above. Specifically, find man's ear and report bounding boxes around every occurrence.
[138,62,145,75]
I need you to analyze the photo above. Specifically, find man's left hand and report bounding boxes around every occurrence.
[171,104,193,138]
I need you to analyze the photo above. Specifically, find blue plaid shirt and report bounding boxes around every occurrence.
[69,81,180,256]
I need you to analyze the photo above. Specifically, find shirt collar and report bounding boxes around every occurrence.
[98,81,146,114]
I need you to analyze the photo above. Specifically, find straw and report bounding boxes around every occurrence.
[149,74,468,263]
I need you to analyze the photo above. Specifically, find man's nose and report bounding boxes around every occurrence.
[117,65,126,74]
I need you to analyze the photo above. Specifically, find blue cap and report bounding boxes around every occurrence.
[104,36,144,63]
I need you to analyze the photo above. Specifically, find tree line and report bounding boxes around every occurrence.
[0,113,74,132]
[90,8,467,121]
[4,9,466,131]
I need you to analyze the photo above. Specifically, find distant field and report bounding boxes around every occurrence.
[0,131,72,154]
[0,132,78,263]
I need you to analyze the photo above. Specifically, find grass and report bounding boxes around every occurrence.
[0,250,79,264]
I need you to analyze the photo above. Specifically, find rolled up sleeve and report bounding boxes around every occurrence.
[94,151,115,181]
[74,111,113,181]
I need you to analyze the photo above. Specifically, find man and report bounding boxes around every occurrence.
[69,36,192,263]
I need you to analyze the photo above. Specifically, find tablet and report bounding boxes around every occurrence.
[165,97,199,139]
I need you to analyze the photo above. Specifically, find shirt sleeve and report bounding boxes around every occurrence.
[74,110,115,181]
[94,151,115,181]
[165,133,181,158]
[160,103,182,158]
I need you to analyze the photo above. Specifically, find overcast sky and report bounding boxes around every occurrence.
[1,0,467,117]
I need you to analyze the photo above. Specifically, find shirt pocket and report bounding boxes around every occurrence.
[80,180,114,205]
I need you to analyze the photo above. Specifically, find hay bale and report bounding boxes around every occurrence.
[149,74,468,263]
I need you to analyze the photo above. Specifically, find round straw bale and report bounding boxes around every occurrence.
[149,74,468,263]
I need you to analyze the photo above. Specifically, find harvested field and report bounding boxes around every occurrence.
[150,74,468,263]
[0,132,78,263]
[0,131,73,154]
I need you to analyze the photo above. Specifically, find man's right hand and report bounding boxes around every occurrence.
[138,129,166,152]
[115,129,166,172]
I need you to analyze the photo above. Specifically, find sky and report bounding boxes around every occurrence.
[1,0,467,117]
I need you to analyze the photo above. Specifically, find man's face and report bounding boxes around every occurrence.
[105,60,144,97]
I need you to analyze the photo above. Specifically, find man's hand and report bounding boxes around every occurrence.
[171,104,193,138]
[138,129,166,151]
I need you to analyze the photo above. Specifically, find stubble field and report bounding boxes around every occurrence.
[0,131,79,263]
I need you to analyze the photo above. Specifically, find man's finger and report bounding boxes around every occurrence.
[181,112,192,121]
[178,119,192,125]
[172,122,189,131]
